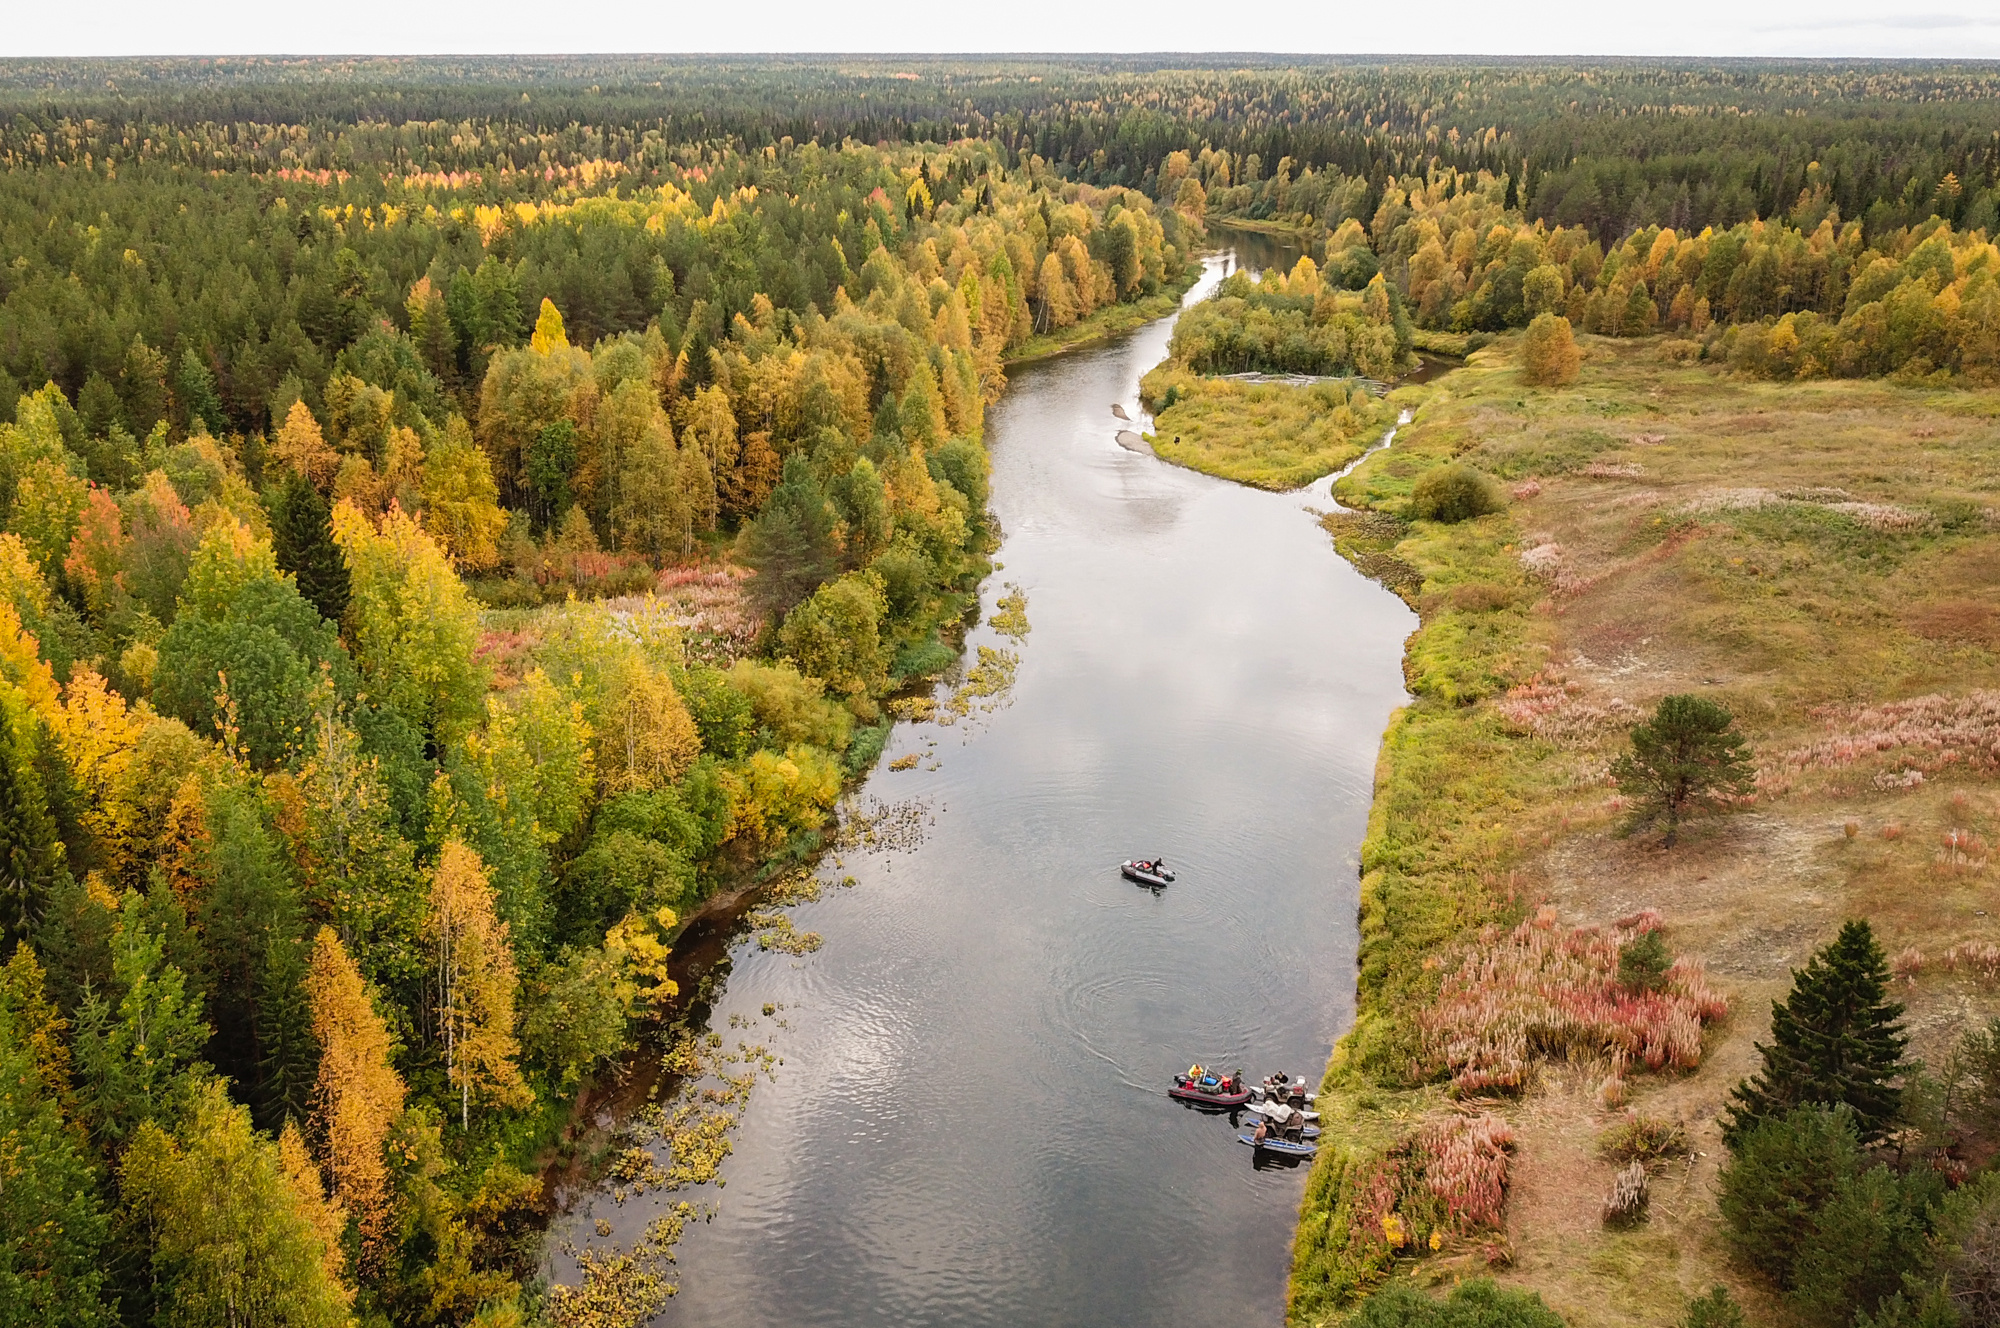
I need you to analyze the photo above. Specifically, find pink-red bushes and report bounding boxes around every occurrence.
[1361,1111,1517,1251]
[1419,908,1727,1093]
[1780,690,2000,779]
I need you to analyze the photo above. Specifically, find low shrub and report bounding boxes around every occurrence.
[1599,1114,1690,1164]
[1410,463,1505,524]
[1349,1278,1565,1328]
[1618,930,1672,993]
[1680,1287,1747,1328]
[890,636,956,681]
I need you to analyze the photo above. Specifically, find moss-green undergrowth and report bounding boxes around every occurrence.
[1139,364,1393,490]
[1291,388,1559,1320]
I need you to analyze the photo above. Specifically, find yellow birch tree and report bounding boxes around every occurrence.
[274,401,341,491]
[427,841,531,1129]
[305,926,405,1266]
[278,1119,352,1304]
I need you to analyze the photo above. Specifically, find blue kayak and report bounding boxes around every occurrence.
[1238,1128,1319,1157]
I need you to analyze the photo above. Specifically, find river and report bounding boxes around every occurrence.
[566,245,1418,1327]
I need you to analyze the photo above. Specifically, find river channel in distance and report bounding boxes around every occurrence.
[589,240,1418,1327]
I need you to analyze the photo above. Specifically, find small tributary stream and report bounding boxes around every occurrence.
[562,245,1419,1326]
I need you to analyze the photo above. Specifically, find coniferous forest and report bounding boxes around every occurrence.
[3,54,2000,1328]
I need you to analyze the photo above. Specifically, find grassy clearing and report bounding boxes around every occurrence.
[1290,333,2000,1324]
[1136,364,1394,490]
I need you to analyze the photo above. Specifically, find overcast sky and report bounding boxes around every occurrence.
[5,0,2000,60]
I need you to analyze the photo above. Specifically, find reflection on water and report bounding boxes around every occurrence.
[1205,223,1311,279]
[578,251,1416,1328]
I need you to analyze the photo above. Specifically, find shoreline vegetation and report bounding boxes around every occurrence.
[1209,217,1321,243]
[1004,258,1205,366]
[1287,331,2000,1325]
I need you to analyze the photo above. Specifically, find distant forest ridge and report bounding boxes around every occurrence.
[2,57,1999,246]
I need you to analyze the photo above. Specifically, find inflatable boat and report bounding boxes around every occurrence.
[1169,1072,1250,1107]
[1121,860,1175,887]
[1246,1099,1320,1124]
[1238,1127,1319,1157]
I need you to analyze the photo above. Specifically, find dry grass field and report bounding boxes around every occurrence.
[1289,334,2000,1325]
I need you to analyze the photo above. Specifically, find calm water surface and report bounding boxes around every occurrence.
[585,248,1415,1327]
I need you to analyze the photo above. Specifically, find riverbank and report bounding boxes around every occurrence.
[1207,215,1320,244]
[1005,259,1206,366]
[1288,334,2000,1324]
[588,244,1411,1328]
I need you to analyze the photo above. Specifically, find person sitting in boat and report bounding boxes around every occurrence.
[1186,1064,1205,1086]
[1252,1118,1269,1145]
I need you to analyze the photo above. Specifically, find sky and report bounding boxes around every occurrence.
[5,0,2000,60]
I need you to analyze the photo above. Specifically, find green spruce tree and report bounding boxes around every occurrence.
[0,681,63,947]
[268,470,350,626]
[1726,920,1909,1144]
[174,348,227,437]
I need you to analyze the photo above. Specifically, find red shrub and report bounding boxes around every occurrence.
[1418,913,1726,1093]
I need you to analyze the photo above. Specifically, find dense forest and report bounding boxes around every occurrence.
[1187,155,2000,382]
[3,57,1999,242]
[5,54,2000,1328]
[0,103,1191,1327]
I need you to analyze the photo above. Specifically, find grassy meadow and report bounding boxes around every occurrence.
[1289,334,2000,1324]
[1138,364,1394,490]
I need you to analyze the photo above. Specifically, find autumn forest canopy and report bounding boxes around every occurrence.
[2,53,2000,1328]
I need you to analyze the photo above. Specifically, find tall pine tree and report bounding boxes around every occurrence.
[1726,920,1909,1144]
